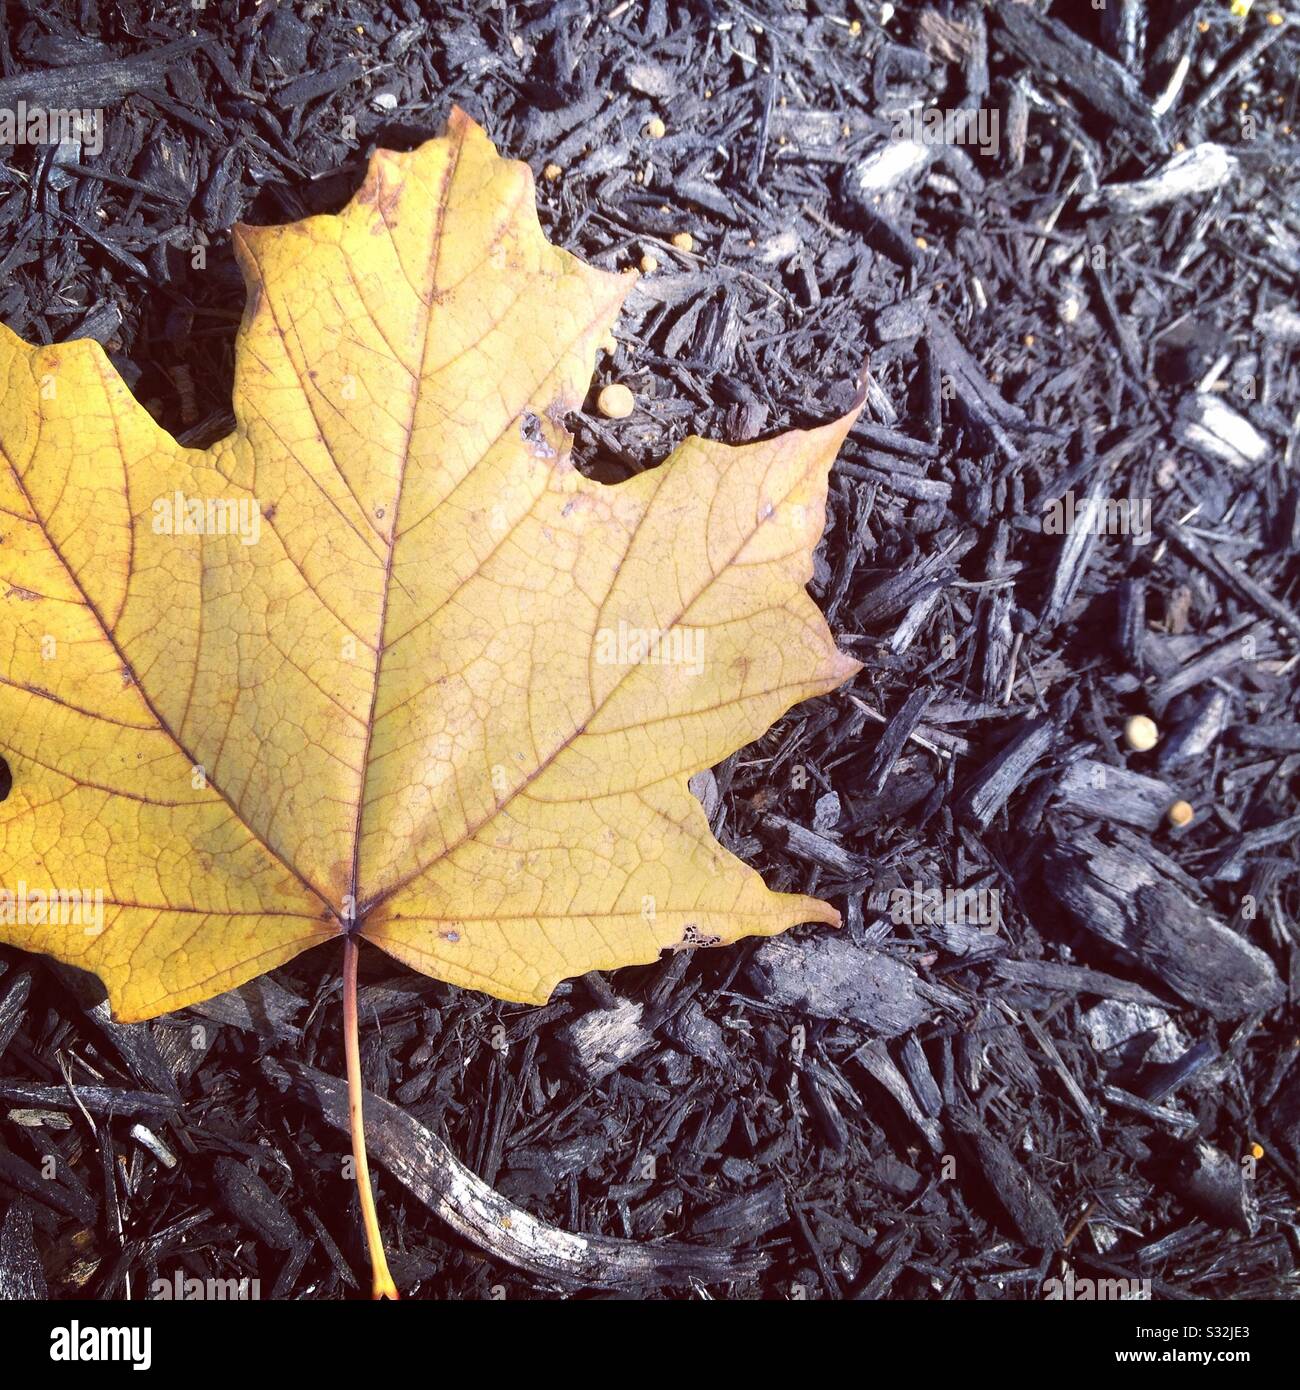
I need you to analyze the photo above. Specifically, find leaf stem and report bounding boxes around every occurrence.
[343,933,399,1300]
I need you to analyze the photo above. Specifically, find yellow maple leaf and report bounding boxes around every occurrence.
[0,106,861,1017]
[0,108,860,1293]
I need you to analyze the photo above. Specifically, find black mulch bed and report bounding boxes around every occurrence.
[1,0,1298,1301]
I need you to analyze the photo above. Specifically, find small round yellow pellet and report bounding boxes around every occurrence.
[597,383,635,419]
[639,253,659,273]
[601,333,617,355]
[1250,1142,1265,1160]
[646,115,666,139]
[1124,715,1159,752]
[671,231,694,252]
[1168,800,1194,828]
[542,162,562,182]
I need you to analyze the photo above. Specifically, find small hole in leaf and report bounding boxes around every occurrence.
[0,756,11,802]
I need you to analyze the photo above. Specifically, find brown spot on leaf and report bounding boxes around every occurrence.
[356,160,402,226]
[669,923,721,954]
[378,181,401,224]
